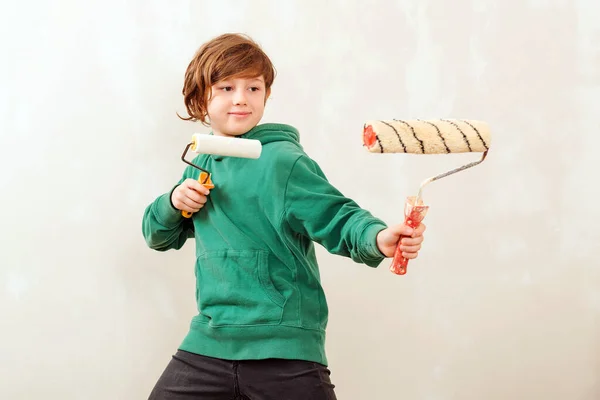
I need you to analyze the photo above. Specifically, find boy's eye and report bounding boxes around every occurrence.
[221,86,233,91]
[249,87,260,92]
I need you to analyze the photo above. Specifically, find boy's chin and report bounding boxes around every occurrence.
[220,130,249,137]
[220,123,258,137]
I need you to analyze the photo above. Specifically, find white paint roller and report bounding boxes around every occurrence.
[190,134,262,159]
[180,134,263,218]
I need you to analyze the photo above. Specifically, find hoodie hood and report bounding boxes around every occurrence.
[239,123,301,146]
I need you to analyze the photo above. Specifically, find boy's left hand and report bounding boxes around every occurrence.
[376,223,426,259]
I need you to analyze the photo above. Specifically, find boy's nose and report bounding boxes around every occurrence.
[233,89,247,105]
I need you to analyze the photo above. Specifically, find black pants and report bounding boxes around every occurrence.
[148,350,337,400]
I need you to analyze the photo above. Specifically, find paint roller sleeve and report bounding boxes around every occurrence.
[363,119,491,154]
[191,134,262,159]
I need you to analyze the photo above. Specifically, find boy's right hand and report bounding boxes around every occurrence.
[171,178,211,214]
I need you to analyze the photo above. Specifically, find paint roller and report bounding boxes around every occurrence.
[362,119,491,275]
[180,134,262,218]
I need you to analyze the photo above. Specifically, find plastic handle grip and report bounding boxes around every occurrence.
[181,172,215,218]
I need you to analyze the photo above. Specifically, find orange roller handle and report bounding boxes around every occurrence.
[181,172,215,218]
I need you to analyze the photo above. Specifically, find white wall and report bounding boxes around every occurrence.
[1,1,599,399]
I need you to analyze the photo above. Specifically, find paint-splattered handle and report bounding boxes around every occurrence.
[390,197,429,275]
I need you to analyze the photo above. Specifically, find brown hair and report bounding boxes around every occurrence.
[178,33,276,125]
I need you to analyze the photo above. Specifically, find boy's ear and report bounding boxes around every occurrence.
[265,88,271,102]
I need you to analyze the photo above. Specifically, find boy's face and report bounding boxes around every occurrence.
[206,75,269,137]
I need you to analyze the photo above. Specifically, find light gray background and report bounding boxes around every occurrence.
[1,1,599,399]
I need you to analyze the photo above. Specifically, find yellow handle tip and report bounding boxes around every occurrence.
[199,172,215,189]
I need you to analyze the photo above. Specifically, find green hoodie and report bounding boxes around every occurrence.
[142,123,387,366]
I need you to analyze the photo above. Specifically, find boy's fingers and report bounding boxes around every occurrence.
[414,223,426,236]
[185,190,207,204]
[181,204,200,213]
[394,224,414,237]
[186,179,211,195]
[402,236,424,246]
[178,195,202,210]
[399,223,426,238]
[400,244,421,252]
[174,197,195,212]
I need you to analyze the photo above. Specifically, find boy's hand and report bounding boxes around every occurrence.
[171,178,211,214]
[376,223,426,259]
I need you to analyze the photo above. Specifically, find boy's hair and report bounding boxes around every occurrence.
[179,33,276,125]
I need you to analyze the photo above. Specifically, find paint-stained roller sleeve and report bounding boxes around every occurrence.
[363,119,491,154]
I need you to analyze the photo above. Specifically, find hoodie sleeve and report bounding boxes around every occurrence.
[142,169,196,252]
[283,155,388,267]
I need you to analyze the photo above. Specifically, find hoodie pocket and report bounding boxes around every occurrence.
[195,249,285,326]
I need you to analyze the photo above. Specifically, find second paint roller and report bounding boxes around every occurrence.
[363,119,492,275]
[180,134,262,218]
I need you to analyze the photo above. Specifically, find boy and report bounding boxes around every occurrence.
[142,33,425,400]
